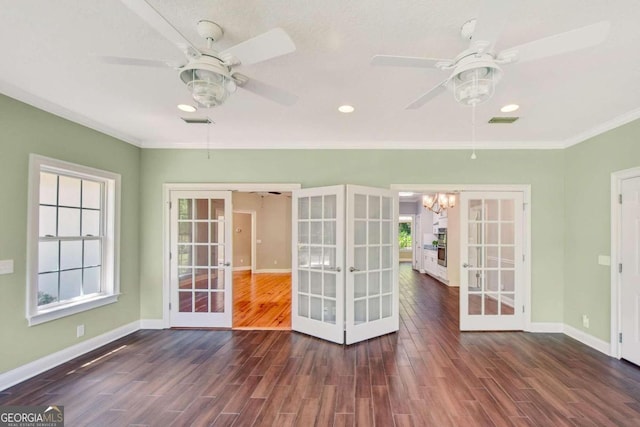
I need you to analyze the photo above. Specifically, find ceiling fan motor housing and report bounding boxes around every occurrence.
[449,54,503,105]
[179,55,236,107]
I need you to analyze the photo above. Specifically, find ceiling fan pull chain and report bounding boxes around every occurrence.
[471,102,477,160]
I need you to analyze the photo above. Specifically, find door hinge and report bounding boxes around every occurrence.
[169,201,172,209]
[619,263,622,273]
[522,305,525,313]
[619,332,623,343]
[522,254,525,262]
[523,203,526,211]
[170,252,172,260]
[169,302,172,310]
[619,194,622,204]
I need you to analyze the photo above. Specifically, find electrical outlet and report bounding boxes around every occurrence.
[274,260,278,265]
[77,324,85,338]
[582,315,589,329]
[240,258,244,264]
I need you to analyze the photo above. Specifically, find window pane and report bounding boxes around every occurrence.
[381,197,392,220]
[298,269,309,293]
[84,240,101,267]
[195,222,209,244]
[299,294,309,317]
[310,296,322,320]
[368,297,380,321]
[310,196,322,219]
[38,272,59,305]
[211,269,225,290]
[179,291,192,312]
[178,222,192,243]
[60,269,82,300]
[58,208,80,236]
[82,180,102,209]
[195,292,208,312]
[368,272,380,296]
[298,221,309,244]
[82,209,100,236]
[354,273,366,299]
[211,292,224,312]
[310,221,322,244]
[324,273,336,298]
[58,175,81,207]
[323,221,336,245]
[39,241,59,273]
[324,299,336,324]
[83,267,101,294]
[354,194,366,219]
[368,196,380,219]
[39,172,57,205]
[60,240,83,270]
[195,268,209,289]
[39,206,57,237]
[298,197,309,220]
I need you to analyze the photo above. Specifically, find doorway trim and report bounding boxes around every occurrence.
[233,210,256,272]
[390,184,532,330]
[162,183,301,328]
[610,166,640,358]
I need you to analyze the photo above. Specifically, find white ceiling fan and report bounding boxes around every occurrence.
[371,0,610,109]
[100,0,298,108]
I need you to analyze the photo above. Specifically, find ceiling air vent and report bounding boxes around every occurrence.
[488,116,519,124]
[181,117,213,124]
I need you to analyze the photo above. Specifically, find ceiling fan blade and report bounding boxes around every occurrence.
[95,55,179,68]
[233,73,298,106]
[220,28,295,66]
[371,55,452,69]
[405,80,449,110]
[470,0,514,54]
[120,0,200,58]
[498,21,610,64]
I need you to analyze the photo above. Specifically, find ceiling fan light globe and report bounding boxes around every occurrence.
[187,79,229,107]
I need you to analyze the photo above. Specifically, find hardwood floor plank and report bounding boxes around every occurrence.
[233,271,291,329]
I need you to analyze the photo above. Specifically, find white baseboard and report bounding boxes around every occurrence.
[253,269,292,274]
[233,266,252,272]
[528,322,564,333]
[0,320,140,392]
[563,324,611,356]
[139,319,165,329]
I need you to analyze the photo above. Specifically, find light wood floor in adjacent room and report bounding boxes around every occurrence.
[233,271,291,330]
[2,264,640,426]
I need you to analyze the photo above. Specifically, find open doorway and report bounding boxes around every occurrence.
[232,192,292,330]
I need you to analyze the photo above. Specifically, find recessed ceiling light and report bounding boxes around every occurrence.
[338,105,355,113]
[500,104,519,113]
[177,104,197,113]
[398,192,414,197]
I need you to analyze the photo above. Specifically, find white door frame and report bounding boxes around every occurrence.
[232,210,256,272]
[162,183,301,328]
[610,166,640,358]
[390,184,532,330]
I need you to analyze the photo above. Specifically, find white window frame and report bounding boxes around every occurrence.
[26,154,121,326]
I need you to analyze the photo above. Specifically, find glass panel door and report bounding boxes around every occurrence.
[170,191,232,327]
[292,186,345,344]
[460,192,524,330]
[345,185,399,344]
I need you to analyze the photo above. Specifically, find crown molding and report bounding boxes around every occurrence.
[0,79,142,148]
[562,106,640,149]
[140,139,565,150]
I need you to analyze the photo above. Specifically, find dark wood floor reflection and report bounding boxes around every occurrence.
[2,264,640,426]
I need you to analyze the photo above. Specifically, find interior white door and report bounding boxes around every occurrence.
[621,177,640,366]
[345,185,399,344]
[292,186,345,344]
[170,191,232,327]
[460,192,525,330]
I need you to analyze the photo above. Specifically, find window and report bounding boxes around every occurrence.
[27,155,120,325]
[399,217,412,251]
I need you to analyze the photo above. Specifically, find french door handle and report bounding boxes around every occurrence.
[349,267,360,272]
[462,263,470,268]
[219,262,231,266]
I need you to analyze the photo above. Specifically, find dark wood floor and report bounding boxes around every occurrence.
[3,264,640,426]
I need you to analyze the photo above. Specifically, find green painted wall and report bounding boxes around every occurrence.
[564,119,640,341]
[0,94,141,373]
[140,149,566,323]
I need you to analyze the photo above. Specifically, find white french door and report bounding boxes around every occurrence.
[460,192,525,330]
[170,191,232,327]
[621,177,640,366]
[292,186,345,344]
[291,185,399,345]
[345,186,399,344]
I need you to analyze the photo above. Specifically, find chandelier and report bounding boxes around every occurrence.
[423,193,456,214]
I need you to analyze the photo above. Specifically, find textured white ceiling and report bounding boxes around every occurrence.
[1,0,639,149]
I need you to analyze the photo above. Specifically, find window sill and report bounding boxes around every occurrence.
[27,294,120,326]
